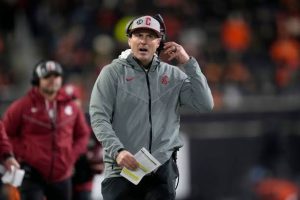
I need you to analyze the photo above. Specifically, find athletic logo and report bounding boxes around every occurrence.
[136,19,143,25]
[46,61,56,71]
[31,107,38,113]
[145,17,151,25]
[136,17,152,26]
[161,75,169,85]
[64,105,73,116]
[126,77,135,81]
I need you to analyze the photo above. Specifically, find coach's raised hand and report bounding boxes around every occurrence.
[163,41,190,64]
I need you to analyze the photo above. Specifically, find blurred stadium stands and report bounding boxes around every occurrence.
[1,0,300,199]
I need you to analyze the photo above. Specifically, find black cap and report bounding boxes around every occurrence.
[31,60,63,86]
[35,60,63,78]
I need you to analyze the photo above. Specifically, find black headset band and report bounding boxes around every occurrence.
[31,60,63,86]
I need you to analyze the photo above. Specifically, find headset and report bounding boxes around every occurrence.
[31,60,63,86]
[126,14,167,55]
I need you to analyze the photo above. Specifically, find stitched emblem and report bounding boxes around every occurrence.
[161,75,169,85]
[126,77,135,81]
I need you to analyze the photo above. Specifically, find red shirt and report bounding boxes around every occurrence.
[3,87,90,182]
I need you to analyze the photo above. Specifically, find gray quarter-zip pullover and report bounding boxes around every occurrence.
[89,53,213,178]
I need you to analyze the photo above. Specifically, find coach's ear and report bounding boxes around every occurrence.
[155,38,161,50]
[128,38,132,48]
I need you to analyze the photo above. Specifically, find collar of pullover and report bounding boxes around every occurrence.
[126,54,160,72]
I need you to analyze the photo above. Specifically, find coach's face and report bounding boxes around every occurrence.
[39,74,63,96]
[128,29,161,67]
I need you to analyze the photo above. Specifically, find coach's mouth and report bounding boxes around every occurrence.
[139,48,148,53]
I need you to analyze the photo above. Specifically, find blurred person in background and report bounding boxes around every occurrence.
[63,84,104,200]
[2,60,91,200]
[0,120,19,172]
[221,12,251,54]
[89,14,214,200]
[0,120,20,200]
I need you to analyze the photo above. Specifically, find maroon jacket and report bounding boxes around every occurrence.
[2,87,90,182]
[0,120,13,160]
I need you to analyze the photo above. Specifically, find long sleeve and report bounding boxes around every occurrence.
[89,65,123,160]
[72,110,91,163]
[179,57,214,112]
[0,120,14,160]
[2,100,24,158]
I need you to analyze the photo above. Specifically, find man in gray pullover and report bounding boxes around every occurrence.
[89,14,214,200]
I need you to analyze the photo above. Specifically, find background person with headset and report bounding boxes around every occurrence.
[89,14,214,200]
[2,60,90,200]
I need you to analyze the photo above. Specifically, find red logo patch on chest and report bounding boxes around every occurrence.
[126,77,135,81]
[161,75,169,85]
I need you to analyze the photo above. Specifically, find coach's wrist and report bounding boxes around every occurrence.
[115,148,126,160]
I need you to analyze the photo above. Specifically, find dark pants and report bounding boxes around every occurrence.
[20,164,72,200]
[21,178,72,200]
[101,158,179,200]
[73,190,91,200]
